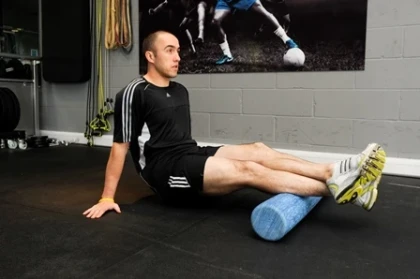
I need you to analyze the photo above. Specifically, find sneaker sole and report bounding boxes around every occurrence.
[336,144,386,205]
[336,184,363,204]
[361,143,386,180]
[363,174,382,211]
[350,172,382,211]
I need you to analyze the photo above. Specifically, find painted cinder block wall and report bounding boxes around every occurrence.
[40,0,420,160]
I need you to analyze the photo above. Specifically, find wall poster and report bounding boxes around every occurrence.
[139,0,368,74]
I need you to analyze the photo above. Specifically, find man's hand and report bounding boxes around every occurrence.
[83,201,121,219]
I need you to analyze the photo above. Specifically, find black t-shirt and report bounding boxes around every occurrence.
[113,76,197,174]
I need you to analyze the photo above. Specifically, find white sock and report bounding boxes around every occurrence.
[274,27,290,44]
[198,27,204,40]
[219,37,232,57]
[197,4,205,39]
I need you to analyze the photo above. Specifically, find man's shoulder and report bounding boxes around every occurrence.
[170,80,188,93]
[116,78,149,98]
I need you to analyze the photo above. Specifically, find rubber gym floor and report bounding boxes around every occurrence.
[1,144,419,279]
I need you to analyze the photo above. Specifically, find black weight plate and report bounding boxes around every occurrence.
[0,88,13,132]
[0,88,11,132]
[9,88,20,131]
[0,89,5,132]
[5,88,15,131]
[2,87,20,131]
[5,59,25,79]
[23,64,32,79]
[0,59,6,78]
[0,88,16,132]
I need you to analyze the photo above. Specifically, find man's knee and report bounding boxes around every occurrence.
[212,8,230,26]
[251,0,262,9]
[234,160,262,182]
[203,158,260,194]
[198,1,207,9]
[244,142,270,164]
[250,142,270,155]
[211,17,221,26]
[252,141,268,149]
[251,0,270,14]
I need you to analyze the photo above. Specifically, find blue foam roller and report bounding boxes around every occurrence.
[251,193,322,241]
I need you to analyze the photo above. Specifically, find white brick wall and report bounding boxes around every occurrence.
[187,0,420,158]
[41,0,420,159]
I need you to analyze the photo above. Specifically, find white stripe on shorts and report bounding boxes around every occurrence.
[168,176,191,188]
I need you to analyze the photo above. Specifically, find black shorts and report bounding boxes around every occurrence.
[142,145,222,204]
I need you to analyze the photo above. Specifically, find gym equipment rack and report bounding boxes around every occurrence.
[0,53,41,150]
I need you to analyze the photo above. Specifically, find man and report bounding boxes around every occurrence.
[211,0,298,65]
[83,30,386,219]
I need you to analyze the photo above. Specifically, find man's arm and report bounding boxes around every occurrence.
[83,89,133,219]
[101,142,129,199]
[82,142,128,219]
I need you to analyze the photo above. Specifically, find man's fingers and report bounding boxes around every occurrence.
[92,210,102,219]
[114,204,121,213]
[93,208,104,221]
[90,209,102,219]
[83,207,96,216]
[87,209,97,218]
[85,207,100,218]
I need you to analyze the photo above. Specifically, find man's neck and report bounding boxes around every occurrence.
[143,73,171,87]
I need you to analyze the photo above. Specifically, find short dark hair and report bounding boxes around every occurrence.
[142,30,175,55]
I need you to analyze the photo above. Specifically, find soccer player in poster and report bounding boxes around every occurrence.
[212,0,298,65]
[254,0,291,38]
[193,0,216,44]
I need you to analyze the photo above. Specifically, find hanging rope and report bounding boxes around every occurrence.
[85,0,97,146]
[105,0,133,52]
[85,0,115,146]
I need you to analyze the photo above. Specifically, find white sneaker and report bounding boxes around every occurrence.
[326,143,386,207]
[353,144,386,211]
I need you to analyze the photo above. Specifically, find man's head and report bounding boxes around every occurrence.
[142,30,181,79]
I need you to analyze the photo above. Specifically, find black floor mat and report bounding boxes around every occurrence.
[1,145,419,278]
[0,202,152,279]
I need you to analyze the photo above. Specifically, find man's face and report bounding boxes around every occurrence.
[149,33,181,79]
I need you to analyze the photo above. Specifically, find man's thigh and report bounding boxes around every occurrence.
[232,0,257,10]
[202,156,250,195]
[215,0,231,11]
[151,147,221,203]
[213,142,266,162]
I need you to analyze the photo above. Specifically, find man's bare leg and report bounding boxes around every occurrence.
[211,8,234,64]
[203,143,386,210]
[202,156,331,196]
[179,17,196,54]
[148,0,168,15]
[216,142,315,163]
[212,8,230,43]
[214,142,329,181]
[196,1,207,43]
[249,0,298,49]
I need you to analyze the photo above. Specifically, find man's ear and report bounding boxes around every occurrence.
[145,50,155,62]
